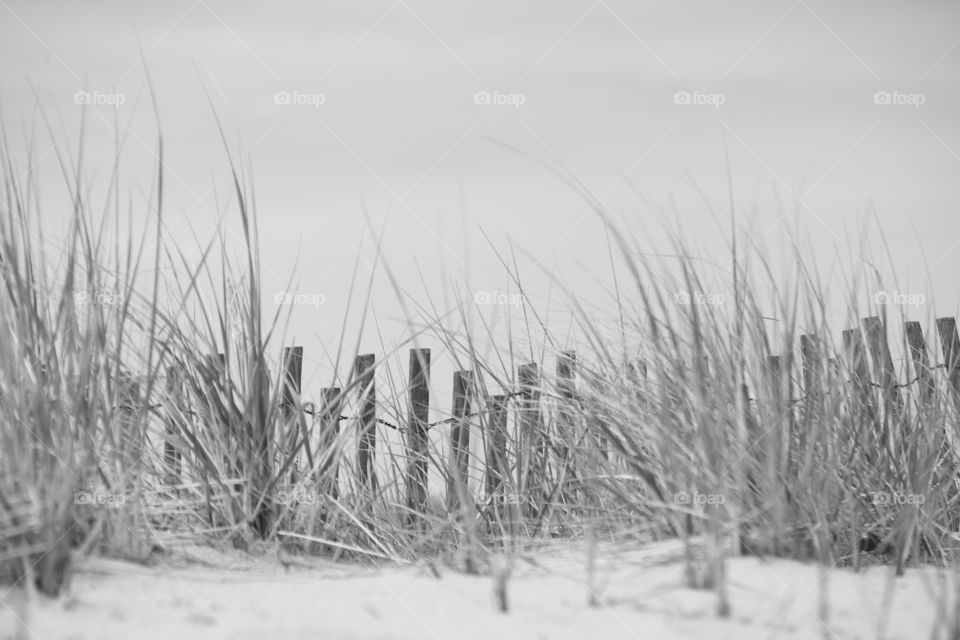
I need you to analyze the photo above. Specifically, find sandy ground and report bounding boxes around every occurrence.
[1,540,954,640]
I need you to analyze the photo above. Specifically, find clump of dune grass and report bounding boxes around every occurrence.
[398,181,960,619]
[517,208,960,616]
[0,107,172,592]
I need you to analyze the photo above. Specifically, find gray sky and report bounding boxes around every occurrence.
[2,0,959,396]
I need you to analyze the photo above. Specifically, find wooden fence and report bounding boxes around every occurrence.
[160,315,960,528]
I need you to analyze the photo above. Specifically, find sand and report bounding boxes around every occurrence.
[1,540,953,640]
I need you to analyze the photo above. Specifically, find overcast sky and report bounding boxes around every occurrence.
[2,0,959,397]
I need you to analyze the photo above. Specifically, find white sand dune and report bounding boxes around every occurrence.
[1,542,953,640]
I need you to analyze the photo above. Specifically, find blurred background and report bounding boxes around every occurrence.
[2,0,958,402]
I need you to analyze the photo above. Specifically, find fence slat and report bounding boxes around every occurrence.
[760,354,791,554]
[281,346,304,482]
[584,366,610,461]
[281,347,303,415]
[764,354,790,460]
[800,335,823,400]
[447,370,473,512]
[317,387,342,502]
[556,351,579,501]
[863,316,903,458]
[905,321,936,403]
[799,334,823,455]
[117,371,142,481]
[484,394,510,502]
[517,363,543,518]
[164,365,183,484]
[354,354,377,492]
[405,349,431,529]
[842,328,879,462]
[936,317,960,413]
[863,316,903,412]
[248,353,274,539]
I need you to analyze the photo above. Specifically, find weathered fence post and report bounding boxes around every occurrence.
[842,327,879,462]
[863,316,903,458]
[762,353,790,555]
[905,321,936,403]
[765,355,788,419]
[248,352,275,539]
[582,365,610,461]
[936,317,960,533]
[117,370,142,483]
[517,363,543,519]
[281,347,303,419]
[164,365,183,484]
[936,317,960,413]
[842,329,874,404]
[204,351,228,473]
[863,315,903,411]
[317,387,342,500]
[556,351,579,502]
[799,334,823,455]
[903,320,943,547]
[405,348,431,530]
[314,386,342,528]
[485,393,510,527]
[447,370,473,513]
[800,335,823,401]
[281,346,304,482]
[354,354,377,492]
